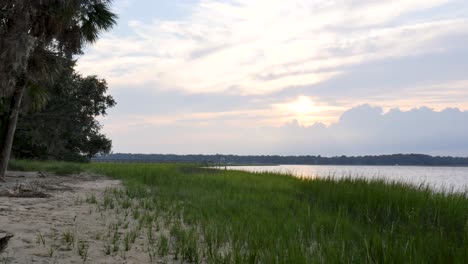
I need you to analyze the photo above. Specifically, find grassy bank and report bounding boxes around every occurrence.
[8,161,468,263]
[9,159,83,175]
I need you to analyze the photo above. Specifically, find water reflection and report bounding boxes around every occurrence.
[226,165,468,193]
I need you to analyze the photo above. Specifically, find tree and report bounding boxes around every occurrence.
[0,0,117,180]
[13,62,116,162]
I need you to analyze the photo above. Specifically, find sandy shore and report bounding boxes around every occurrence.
[0,171,158,263]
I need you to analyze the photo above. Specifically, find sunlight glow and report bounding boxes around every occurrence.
[287,96,316,115]
[272,96,347,126]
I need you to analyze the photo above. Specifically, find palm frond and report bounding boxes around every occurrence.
[80,1,117,43]
[26,45,69,85]
[24,82,50,112]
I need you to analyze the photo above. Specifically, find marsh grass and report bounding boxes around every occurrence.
[9,159,83,175]
[88,163,468,263]
[77,241,89,261]
[14,161,468,263]
[62,230,75,250]
[157,234,169,257]
[85,194,98,204]
[35,232,46,246]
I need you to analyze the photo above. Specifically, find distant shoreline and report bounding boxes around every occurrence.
[91,160,468,168]
[92,161,468,168]
[92,153,468,167]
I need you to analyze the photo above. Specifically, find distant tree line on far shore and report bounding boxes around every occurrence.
[93,153,468,166]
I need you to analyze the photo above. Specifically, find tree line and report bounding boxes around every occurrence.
[93,153,468,166]
[12,62,115,162]
[0,0,117,180]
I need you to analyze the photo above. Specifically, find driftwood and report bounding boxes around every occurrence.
[0,183,50,198]
[0,233,13,253]
[5,175,25,178]
[4,191,50,198]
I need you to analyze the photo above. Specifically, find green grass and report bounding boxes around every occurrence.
[9,159,83,175]
[10,161,468,263]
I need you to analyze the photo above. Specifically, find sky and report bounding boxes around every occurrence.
[77,0,468,156]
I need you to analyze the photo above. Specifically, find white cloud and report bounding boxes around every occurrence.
[102,105,468,156]
[332,79,468,111]
[77,0,467,95]
[78,1,468,155]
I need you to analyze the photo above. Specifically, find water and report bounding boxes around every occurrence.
[226,165,468,193]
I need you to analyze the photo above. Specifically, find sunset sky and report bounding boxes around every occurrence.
[77,0,468,156]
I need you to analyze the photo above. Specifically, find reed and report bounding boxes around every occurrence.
[11,161,468,263]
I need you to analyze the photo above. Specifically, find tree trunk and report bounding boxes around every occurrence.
[0,77,26,180]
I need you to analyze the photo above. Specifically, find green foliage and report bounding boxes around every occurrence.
[0,0,117,110]
[157,235,169,257]
[8,159,84,175]
[0,0,117,180]
[12,64,116,162]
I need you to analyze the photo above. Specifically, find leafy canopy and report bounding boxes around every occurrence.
[13,62,116,162]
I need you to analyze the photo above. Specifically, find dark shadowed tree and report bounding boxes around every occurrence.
[13,63,116,162]
[0,0,117,180]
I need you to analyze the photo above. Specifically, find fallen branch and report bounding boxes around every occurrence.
[0,233,13,253]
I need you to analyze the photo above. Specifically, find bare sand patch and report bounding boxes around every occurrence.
[0,171,166,263]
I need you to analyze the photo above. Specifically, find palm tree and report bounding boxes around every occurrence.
[0,0,117,180]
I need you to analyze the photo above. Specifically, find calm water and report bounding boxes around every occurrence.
[226,165,468,193]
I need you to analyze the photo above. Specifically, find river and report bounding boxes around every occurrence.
[226,165,468,193]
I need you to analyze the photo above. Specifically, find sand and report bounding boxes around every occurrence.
[0,171,162,264]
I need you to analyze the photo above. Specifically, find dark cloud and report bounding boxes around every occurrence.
[270,105,468,156]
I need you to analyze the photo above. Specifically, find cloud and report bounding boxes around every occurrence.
[271,105,468,156]
[78,1,468,155]
[77,0,468,95]
[100,94,345,134]
[102,104,468,156]
[271,47,468,112]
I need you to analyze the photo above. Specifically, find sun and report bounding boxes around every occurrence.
[273,96,343,126]
[287,96,316,115]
